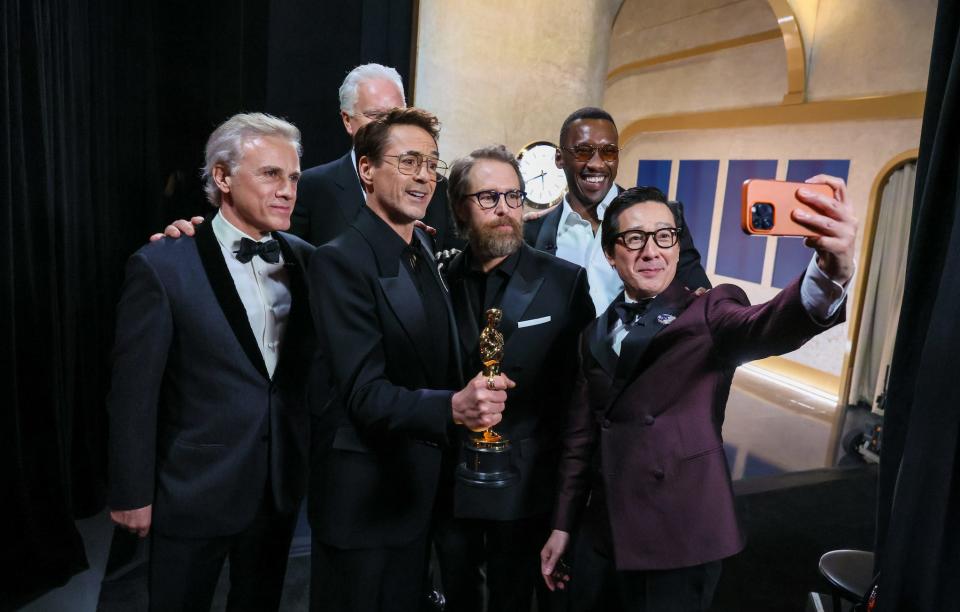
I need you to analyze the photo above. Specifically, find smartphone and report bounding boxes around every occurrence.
[741,179,833,236]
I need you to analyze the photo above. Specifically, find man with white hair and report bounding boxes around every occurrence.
[291,63,460,250]
[106,113,316,610]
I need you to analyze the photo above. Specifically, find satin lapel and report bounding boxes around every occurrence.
[379,263,435,377]
[589,307,618,378]
[606,282,693,412]
[333,153,365,224]
[195,222,270,379]
[447,258,480,364]
[272,233,310,378]
[537,205,562,254]
[499,249,543,349]
[416,229,464,386]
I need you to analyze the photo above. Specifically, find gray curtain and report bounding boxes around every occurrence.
[848,162,916,410]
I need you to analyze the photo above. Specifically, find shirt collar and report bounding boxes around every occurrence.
[557,185,620,234]
[212,211,274,257]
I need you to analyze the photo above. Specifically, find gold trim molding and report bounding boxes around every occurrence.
[752,356,841,396]
[620,91,926,144]
[606,29,782,83]
[767,0,807,104]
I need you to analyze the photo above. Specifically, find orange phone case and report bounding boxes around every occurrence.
[741,179,833,237]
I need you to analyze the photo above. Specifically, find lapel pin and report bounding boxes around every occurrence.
[656,314,676,325]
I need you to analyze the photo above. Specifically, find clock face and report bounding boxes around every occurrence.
[517,142,567,209]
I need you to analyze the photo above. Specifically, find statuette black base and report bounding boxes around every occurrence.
[456,439,519,488]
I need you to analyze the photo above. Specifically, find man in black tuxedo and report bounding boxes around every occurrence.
[523,107,709,313]
[291,63,461,250]
[435,145,595,612]
[307,108,513,612]
[107,113,315,611]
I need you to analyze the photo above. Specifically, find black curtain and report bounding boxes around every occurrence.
[2,0,413,607]
[875,0,960,610]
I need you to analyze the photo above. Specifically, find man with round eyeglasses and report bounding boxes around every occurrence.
[524,107,710,314]
[436,144,595,612]
[540,183,857,611]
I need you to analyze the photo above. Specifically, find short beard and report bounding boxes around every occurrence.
[467,216,523,260]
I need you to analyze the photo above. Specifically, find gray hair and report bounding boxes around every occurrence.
[338,63,405,114]
[447,144,524,235]
[201,113,302,207]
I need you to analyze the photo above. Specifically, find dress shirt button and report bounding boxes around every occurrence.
[643,415,655,426]
[653,468,665,480]
[602,419,611,429]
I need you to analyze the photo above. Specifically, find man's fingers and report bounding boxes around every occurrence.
[805,174,847,201]
[190,216,204,226]
[499,373,517,389]
[149,233,164,242]
[172,219,196,236]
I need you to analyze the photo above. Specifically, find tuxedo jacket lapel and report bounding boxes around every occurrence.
[273,233,311,380]
[500,249,543,349]
[605,282,694,412]
[195,222,270,380]
[589,307,619,378]
[333,153,365,223]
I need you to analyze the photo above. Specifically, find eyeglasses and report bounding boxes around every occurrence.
[614,227,681,250]
[383,153,449,181]
[466,190,527,209]
[352,108,391,121]
[562,144,620,163]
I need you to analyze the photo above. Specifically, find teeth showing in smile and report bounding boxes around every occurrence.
[583,175,606,184]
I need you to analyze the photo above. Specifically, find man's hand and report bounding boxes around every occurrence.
[414,219,437,236]
[522,207,555,222]
[793,175,858,286]
[541,529,571,591]
[149,216,204,242]
[110,505,153,538]
[451,372,516,431]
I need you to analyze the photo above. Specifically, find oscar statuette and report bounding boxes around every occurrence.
[455,308,520,488]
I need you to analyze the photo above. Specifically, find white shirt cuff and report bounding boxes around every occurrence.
[800,256,853,322]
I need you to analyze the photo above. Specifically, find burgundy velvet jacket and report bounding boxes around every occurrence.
[552,274,844,571]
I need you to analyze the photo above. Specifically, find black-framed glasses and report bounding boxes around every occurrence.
[383,153,449,181]
[466,190,527,209]
[614,227,681,250]
[562,144,620,162]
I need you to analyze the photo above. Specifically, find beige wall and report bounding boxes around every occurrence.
[606,0,936,380]
[413,0,621,162]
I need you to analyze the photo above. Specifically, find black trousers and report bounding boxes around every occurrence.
[568,505,721,612]
[310,532,430,612]
[148,500,297,612]
[432,513,551,612]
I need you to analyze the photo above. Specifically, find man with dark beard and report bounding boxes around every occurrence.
[437,145,595,612]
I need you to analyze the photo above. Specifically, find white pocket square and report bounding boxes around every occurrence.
[517,315,551,328]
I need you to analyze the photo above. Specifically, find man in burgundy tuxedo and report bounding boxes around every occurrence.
[540,179,858,611]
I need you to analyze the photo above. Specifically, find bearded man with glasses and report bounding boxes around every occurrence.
[524,107,711,314]
[434,145,594,612]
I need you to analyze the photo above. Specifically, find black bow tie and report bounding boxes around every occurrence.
[612,299,653,327]
[236,237,280,264]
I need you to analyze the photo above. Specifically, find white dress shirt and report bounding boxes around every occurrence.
[554,187,623,314]
[610,256,851,355]
[212,213,291,378]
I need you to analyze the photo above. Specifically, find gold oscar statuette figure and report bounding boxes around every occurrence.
[456,307,520,488]
[476,308,506,445]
